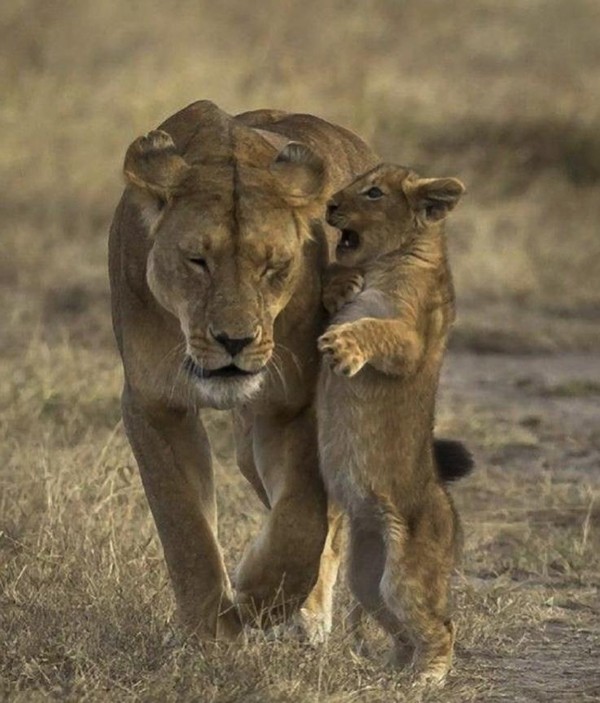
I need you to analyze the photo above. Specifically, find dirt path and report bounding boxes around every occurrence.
[434,352,600,702]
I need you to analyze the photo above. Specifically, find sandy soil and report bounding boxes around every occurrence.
[435,351,600,702]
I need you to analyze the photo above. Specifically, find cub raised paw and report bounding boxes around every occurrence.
[322,268,364,315]
[318,323,368,377]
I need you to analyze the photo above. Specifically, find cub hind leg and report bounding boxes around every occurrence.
[380,487,458,685]
[346,515,412,663]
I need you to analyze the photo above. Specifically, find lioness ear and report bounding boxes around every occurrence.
[270,142,326,206]
[403,177,465,225]
[124,130,192,228]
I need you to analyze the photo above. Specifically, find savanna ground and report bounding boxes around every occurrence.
[1,1,599,700]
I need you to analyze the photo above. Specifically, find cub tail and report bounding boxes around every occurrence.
[433,439,474,483]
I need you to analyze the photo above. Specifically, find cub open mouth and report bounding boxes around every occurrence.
[337,229,361,252]
[184,357,258,380]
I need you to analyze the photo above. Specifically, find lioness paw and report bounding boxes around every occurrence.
[322,272,364,315]
[318,325,368,377]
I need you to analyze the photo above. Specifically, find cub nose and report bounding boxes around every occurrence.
[211,331,255,357]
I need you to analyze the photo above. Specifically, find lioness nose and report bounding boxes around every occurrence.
[211,331,255,357]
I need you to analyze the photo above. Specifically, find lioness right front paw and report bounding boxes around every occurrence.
[293,607,331,645]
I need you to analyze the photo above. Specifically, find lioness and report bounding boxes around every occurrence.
[109,100,379,639]
[317,164,467,683]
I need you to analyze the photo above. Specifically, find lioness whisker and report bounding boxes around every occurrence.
[267,351,289,400]
[165,361,184,408]
[155,342,189,405]
[156,341,187,374]
[274,342,303,377]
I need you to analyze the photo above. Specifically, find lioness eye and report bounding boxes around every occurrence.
[263,260,290,281]
[188,256,209,271]
[365,186,384,199]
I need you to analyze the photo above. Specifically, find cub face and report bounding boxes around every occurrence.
[326,164,465,268]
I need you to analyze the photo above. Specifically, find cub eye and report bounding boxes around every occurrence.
[188,256,209,271]
[365,186,384,200]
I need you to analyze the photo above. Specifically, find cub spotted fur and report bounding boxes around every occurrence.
[317,164,467,684]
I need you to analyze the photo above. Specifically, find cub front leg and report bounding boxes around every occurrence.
[320,318,424,377]
[318,321,371,377]
[322,265,364,315]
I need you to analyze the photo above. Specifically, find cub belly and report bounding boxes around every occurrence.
[317,365,394,511]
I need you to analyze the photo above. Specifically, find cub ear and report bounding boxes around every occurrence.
[269,142,326,206]
[403,177,465,225]
[123,130,191,227]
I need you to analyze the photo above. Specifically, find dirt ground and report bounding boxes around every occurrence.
[2,344,598,702]
[435,351,600,702]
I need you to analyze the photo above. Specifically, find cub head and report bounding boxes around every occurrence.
[326,164,465,267]
[123,129,326,408]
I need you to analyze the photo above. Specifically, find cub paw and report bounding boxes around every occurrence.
[322,271,364,315]
[318,324,368,377]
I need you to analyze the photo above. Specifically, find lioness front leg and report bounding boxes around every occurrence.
[233,411,339,641]
[234,407,328,627]
[296,503,345,643]
[122,387,241,639]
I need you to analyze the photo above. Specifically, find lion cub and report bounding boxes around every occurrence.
[317,164,465,684]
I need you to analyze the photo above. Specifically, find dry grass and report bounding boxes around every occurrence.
[2,351,599,701]
[1,1,599,701]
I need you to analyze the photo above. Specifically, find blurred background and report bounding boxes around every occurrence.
[2,0,599,357]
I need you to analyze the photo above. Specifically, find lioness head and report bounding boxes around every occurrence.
[123,129,326,408]
[326,164,465,267]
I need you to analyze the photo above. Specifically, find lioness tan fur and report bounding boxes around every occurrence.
[317,164,466,683]
[109,100,379,639]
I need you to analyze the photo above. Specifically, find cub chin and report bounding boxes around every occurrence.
[317,163,469,685]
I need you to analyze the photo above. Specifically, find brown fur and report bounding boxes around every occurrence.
[317,164,466,683]
[109,100,378,639]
